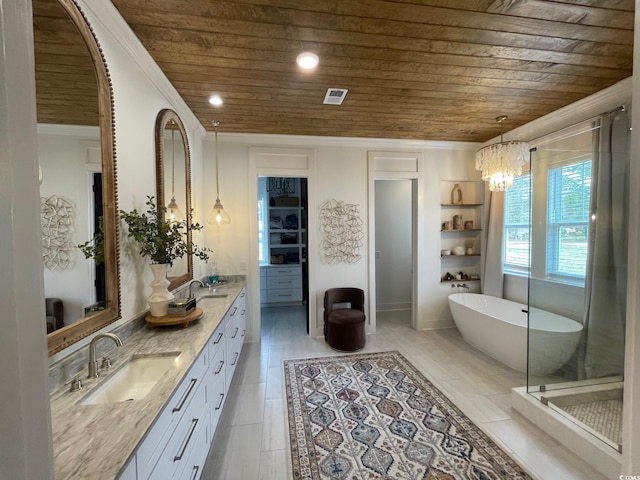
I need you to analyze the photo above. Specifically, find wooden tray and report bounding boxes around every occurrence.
[145,307,203,330]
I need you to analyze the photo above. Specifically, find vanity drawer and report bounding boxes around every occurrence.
[208,347,227,436]
[266,265,301,277]
[267,288,302,303]
[136,351,207,480]
[174,409,210,480]
[207,320,225,361]
[150,375,208,480]
[265,275,301,290]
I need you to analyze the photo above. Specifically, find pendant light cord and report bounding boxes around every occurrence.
[213,120,221,200]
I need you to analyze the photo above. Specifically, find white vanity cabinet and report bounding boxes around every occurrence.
[207,320,227,440]
[224,289,246,391]
[135,347,209,480]
[120,287,247,480]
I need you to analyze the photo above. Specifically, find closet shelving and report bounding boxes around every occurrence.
[260,177,307,305]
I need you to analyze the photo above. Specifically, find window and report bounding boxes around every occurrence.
[504,173,531,274]
[503,160,592,283]
[546,160,591,280]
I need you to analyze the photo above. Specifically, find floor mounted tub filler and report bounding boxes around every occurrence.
[447,293,583,375]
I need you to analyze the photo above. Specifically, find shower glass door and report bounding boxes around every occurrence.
[527,108,629,451]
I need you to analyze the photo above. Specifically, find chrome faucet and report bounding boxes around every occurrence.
[188,279,205,298]
[88,333,123,378]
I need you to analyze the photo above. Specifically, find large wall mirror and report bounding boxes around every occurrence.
[155,109,193,290]
[33,0,121,355]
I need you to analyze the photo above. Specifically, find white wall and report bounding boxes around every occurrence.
[375,179,412,311]
[202,136,478,340]
[39,127,100,324]
[0,1,53,478]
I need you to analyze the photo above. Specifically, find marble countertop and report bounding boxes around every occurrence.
[50,281,246,480]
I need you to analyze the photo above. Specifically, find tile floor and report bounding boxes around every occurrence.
[201,306,608,480]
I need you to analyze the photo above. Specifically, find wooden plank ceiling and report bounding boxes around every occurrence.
[111,0,634,141]
[39,0,635,142]
[33,0,99,126]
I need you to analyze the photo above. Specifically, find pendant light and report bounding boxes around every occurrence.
[207,121,231,225]
[166,122,183,223]
[475,116,530,192]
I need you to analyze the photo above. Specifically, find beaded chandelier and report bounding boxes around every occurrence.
[475,116,530,192]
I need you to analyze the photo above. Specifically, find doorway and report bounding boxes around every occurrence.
[374,179,413,326]
[258,176,309,334]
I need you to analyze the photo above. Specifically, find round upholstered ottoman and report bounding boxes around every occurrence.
[326,308,366,351]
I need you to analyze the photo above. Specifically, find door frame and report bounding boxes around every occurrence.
[367,151,423,332]
[248,147,316,341]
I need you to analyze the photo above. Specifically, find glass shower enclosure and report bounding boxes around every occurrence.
[527,107,630,452]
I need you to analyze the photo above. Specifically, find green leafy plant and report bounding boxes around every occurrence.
[78,217,105,266]
[120,196,211,266]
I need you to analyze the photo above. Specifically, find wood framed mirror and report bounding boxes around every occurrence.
[155,109,193,291]
[34,0,121,356]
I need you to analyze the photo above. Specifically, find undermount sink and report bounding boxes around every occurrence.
[200,293,228,299]
[78,352,181,405]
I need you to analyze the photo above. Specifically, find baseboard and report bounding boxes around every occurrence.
[419,318,456,330]
[376,303,411,312]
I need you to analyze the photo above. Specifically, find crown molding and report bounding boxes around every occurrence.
[489,77,632,146]
[205,131,479,151]
[37,123,100,137]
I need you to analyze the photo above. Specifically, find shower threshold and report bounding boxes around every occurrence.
[512,381,623,478]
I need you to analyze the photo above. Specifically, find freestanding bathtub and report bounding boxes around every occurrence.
[448,293,583,375]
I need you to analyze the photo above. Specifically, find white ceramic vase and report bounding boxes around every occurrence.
[148,263,174,317]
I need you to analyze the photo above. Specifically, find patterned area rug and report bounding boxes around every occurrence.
[284,351,532,480]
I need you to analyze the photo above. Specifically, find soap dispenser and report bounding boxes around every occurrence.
[207,263,219,286]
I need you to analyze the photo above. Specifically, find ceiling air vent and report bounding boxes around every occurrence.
[323,88,348,105]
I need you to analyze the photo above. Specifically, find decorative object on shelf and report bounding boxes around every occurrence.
[450,183,463,204]
[475,115,530,192]
[464,220,474,230]
[466,247,474,255]
[441,249,451,256]
[441,220,451,231]
[41,195,74,270]
[272,195,299,207]
[319,199,364,264]
[207,121,231,225]
[452,245,465,256]
[267,177,295,195]
[453,214,463,230]
[284,213,298,229]
[120,196,211,316]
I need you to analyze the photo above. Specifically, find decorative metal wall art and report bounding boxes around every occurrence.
[319,199,364,264]
[41,195,74,270]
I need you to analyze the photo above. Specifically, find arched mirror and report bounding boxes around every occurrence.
[33,0,121,355]
[155,109,193,290]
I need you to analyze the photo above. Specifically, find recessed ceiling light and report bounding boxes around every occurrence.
[209,95,223,106]
[296,52,319,70]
